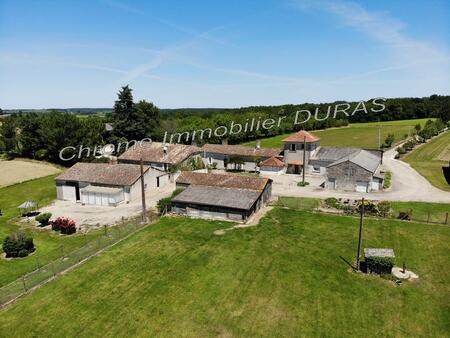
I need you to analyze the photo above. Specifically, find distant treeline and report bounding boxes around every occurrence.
[0,91,449,166]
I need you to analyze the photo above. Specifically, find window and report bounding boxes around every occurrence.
[347,167,355,176]
[290,144,296,151]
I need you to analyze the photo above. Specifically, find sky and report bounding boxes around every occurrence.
[0,0,449,109]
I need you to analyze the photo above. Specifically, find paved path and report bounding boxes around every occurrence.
[269,146,450,203]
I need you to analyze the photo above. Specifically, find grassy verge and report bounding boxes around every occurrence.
[241,118,431,149]
[0,210,448,337]
[0,176,104,286]
[383,171,392,189]
[403,131,450,191]
[390,201,450,224]
[273,196,320,211]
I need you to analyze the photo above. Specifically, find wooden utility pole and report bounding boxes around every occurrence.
[302,135,306,184]
[356,197,365,271]
[140,157,148,224]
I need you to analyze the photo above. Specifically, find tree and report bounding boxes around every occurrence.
[17,113,43,158]
[0,108,3,116]
[414,123,421,132]
[0,116,18,154]
[109,86,161,143]
[382,133,395,148]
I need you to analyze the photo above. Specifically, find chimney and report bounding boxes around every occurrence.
[221,138,228,145]
[255,140,261,149]
[109,156,118,165]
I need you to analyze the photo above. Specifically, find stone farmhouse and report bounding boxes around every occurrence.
[55,130,384,205]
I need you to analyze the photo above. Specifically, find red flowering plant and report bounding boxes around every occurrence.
[51,217,77,235]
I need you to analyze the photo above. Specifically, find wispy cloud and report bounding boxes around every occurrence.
[289,0,450,81]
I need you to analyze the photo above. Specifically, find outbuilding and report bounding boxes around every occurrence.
[55,163,151,206]
[259,156,285,175]
[172,172,272,221]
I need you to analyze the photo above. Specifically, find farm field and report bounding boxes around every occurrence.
[0,159,61,187]
[1,209,448,337]
[0,176,104,286]
[403,131,450,192]
[241,118,432,149]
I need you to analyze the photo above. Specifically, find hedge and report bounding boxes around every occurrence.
[365,256,395,275]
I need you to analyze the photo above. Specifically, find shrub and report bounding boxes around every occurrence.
[383,171,392,189]
[365,256,395,275]
[377,201,391,217]
[297,181,309,187]
[51,217,76,235]
[157,188,184,215]
[324,197,339,209]
[396,146,406,154]
[2,231,35,258]
[35,212,52,226]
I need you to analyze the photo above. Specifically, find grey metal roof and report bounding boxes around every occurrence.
[326,149,381,173]
[172,185,261,210]
[311,147,360,162]
[364,248,395,258]
[18,201,37,209]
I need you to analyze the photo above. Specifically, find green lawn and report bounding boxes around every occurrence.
[403,131,450,191]
[0,176,103,286]
[273,196,320,211]
[1,209,448,337]
[242,118,432,149]
[390,201,450,224]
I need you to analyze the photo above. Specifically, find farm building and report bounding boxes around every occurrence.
[201,142,281,171]
[172,172,272,221]
[55,163,153,206]
[282,130,320,174]
[259,156,285,175]
[118,142,201,187]
[325,149,384,192]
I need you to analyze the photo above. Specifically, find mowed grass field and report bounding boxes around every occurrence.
[403,131,450,191]
[1,209,448,337]
[0,176,104,286]
[0,159,61,187]
[242,118,431,149]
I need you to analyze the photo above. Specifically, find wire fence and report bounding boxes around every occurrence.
[0,213,157,307]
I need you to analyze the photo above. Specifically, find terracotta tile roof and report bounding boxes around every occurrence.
[287,160,303,166]
[282,130,320,143]
[119,142,201,165]
[260,156,285,167]
[201,143,281,158]
[56,163,148,186]
[172,185,261,210]
[176,172,270,191]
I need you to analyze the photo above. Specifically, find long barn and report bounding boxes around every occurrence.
[172,172,272,221]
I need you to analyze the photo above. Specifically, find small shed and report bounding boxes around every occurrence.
[259,156,285,175]
[18,201,38,216]
[364,248,395,258]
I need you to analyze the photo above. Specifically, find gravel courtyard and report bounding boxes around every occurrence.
[40,182,175,226]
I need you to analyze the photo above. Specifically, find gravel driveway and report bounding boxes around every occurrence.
[41,183,176,226]
[268,147,450,203]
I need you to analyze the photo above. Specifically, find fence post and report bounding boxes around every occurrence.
[445,212,448,225]
[104,224,107,236]
[51,261,56,277]
[22,276,27,292]
[35,255,40,270]
[60,245,65,259]
[427,211,430,223]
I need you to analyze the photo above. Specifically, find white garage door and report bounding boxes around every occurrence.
[371,179,381,191]
[356,181,368,192]
[62,185,76,201]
